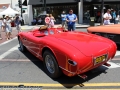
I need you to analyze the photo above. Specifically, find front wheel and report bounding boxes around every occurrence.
[43,50,62,78]
[19,38,26,52]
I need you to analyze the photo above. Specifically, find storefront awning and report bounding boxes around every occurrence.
[22,0,27,6]
[84,0,120,2]
[28,0,78,5]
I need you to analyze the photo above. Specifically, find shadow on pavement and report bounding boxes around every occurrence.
[117,44,120,51]
[18,47,109,89]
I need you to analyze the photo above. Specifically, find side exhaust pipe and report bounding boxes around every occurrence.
[78,74,87,80]
[104,62,111,67]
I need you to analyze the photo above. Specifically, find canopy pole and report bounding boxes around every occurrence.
[11,0,12,8]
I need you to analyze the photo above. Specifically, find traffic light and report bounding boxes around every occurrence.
[18,0,22,8]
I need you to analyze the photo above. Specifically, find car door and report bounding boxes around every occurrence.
[26,34,41,57]
[20,33,29,48]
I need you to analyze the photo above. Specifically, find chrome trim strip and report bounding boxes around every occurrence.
[27,47,42,58]
[59,66,76,74]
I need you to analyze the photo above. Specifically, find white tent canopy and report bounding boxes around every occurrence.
[0,5,20,16]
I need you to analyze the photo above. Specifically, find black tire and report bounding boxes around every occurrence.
[43,50,62,78]
[19,38,26,52]
[94,32,101,36]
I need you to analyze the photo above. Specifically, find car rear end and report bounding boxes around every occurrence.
[53,32,117,78]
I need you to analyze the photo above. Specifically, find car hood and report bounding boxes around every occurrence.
[53,32,111,56]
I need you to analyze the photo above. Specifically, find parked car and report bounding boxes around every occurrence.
[38,15,46,25]
[18,26,117,79]
[87,24,120,45]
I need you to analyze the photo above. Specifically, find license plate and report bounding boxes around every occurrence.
[94,54,107,65]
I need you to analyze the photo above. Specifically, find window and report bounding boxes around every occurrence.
[49,30,54,35]
[2,6,7,9]
[44,30,49,35]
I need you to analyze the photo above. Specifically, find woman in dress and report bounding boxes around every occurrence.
[49,14,55,28]
[3,15,12,40]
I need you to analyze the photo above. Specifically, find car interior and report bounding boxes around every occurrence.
[32,26,65,37]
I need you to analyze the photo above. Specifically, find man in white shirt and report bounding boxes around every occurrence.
[103,9,112,25]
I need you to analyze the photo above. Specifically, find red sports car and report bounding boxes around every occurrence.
[18,26,117,79]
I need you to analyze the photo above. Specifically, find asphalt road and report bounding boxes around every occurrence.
[0,28,120,90]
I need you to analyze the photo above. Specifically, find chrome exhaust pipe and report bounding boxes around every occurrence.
[78,74,87,80]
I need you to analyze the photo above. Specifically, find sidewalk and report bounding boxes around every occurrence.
[0,28,18,44]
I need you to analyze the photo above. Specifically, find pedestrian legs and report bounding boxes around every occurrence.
[68,24,76,31]
[16,24,21,34]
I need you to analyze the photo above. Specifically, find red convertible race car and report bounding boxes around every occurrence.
[18,26,117,79]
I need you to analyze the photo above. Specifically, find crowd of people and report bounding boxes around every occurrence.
[0,9,78,41]
[1,8,119,41]
[0,14,21,40]
[44,9,78,31]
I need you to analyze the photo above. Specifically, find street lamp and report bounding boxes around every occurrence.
[18,0,23,17]
[40,0,46,11]
[44,0,46,11]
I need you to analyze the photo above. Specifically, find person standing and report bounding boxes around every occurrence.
[66,9,77,31]
[111,10,116,24]
[4,15,12,40]
[61,11,67,29]
[45,14,50,27]
[0,17,2,40]
[115,13,119,24]
[103,9,112,25]
[49,14,55,28]
[15,14,21,33]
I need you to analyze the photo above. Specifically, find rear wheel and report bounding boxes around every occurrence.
[94,32,101,36]
[19,38,26,52]
[43,50,62,78]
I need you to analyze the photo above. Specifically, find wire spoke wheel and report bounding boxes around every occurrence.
[45,55,55,74]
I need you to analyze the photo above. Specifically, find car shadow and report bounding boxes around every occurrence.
[18,47,109,88]
[117,44,120,51]
[52,66,108,88]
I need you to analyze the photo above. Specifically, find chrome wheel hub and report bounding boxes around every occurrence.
[19,40,23,50]
[45,55,55,74]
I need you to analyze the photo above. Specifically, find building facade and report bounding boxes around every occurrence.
[27,0,120,25]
